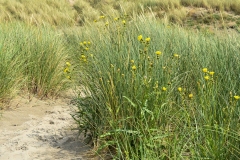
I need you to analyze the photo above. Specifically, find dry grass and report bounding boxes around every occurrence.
[0,0,77,26]
[181,0,240,14]
[0,0,239,29]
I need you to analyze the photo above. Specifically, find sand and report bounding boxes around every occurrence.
[0,93,93,160]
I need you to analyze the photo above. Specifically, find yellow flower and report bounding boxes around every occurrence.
[173,54,179,58]
[85,47,89,51]
[234,96,240,100]
[138,35,143,41]
[83,41,87,45]
[122,20,126,24]
[204,76,210,80]
[100,16,105,19]
[88,41,91,44]
[80,42,83,46]
[81,55,86,59]
[189,93,193,98]
[202,68,208,73]
[67,76,71,80]
[64,68,69,73]
[114,17,119,21]
[132,65,137,70]
[162,87,167,91]
[155,51,162,55]
[145,37,151,42]
[105,22,109,26]
[209,71,214,76]
[178,87,182,92]
[130,60,134,63]
[66,62,71,67]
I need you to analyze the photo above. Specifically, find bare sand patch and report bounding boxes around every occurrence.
[0,94,94,160]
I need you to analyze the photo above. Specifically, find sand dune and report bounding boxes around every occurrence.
[0,95,92,160]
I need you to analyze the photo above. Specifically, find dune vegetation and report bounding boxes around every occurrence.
[0,0,240,30]
[0,23,71,103]
[70,16,240,159]
[0,0,240,159]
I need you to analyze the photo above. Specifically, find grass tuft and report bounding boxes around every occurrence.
[0,22,71,101]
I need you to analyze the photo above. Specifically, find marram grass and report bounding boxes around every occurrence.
[70,16,240,159]
[0,23,71,102]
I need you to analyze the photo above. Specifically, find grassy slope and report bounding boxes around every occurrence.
[0,0,239,159]
[0,0,240,30]
[0,0,76,26]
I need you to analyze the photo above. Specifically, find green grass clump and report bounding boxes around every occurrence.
[71,17,240,159]
[0,23,71,101]
[0,37,22,102]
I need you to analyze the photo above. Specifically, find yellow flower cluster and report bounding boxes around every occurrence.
[64,67,69,73]
[81,54,87,62]
[137,34,152,55]
[95,14,129,26]
[202,68,215,81]
[202,68,214,75]
[79,40,92,63]
[137,35,151,44]
[93,15,105,23]
[64,62,71,80]
[80,41,91,46]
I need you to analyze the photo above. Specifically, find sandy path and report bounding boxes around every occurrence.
[0,95,92,160]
